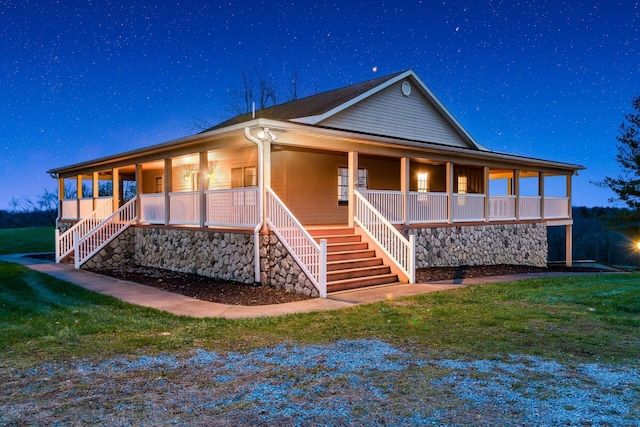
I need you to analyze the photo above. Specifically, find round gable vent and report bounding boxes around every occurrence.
[401,81,412,96]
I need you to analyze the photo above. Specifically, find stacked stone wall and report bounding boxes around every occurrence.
[259,234,320,297]
[133,228,256,284]
[406,222,548,268]
[80,227,135,269]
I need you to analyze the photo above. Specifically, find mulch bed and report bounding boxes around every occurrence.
[25,253,607,306]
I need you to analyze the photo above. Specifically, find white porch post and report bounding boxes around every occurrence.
[348,151,358,228]
[483,166,490,223]
[164,159,172,226]
[199,151,207,228]
[92,171,99,210]
[447,162,453,224]
[262,139,271,227]
[112,168,120,213]
[539,172,545,220]
[57,177,64,226]
[76,174,83,219]
[401,157,410,225]
[135,164,143,225]
[514,169,520,220]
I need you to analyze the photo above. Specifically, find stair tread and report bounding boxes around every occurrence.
[327,257,382,265]
[327,265,390,275]
[327,273,398,285]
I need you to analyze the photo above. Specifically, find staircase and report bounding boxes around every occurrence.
[308,227,400,293]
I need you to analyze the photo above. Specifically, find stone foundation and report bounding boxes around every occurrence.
[259,234,320,297]
[134,228,256,284]
[81,228,135,269]
[71,221,547,298]
[406,222,547,268]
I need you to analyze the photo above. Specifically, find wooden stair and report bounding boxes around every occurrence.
[307,227,400,293]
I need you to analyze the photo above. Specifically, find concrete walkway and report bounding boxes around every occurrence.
[1,253,590,319]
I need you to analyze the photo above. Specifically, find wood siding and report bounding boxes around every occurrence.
[320,80,471,148]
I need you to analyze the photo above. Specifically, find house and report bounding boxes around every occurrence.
[48,69,583,298]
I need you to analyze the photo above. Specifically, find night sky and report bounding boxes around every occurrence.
[1,0,638,209]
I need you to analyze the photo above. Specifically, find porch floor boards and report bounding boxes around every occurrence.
[308,226,401,293]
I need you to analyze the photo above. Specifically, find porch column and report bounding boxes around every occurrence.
[446,162,453,224]
[262,140,271,228]
[514,170,520,220]
[57,177,64,223]
[76,175,83,219]
[199,151,207,228]
[135,164,143,225]
[112,168,120,213]
[401,157,410,225]
[566,174,572,219]
[566,224,573,267]
[348,151,358,228]
[483,166,489,223]
[539,172,545,220]
[92,172,99,210]
[164,159,172,226]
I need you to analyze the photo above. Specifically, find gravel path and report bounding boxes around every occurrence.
[2,339,638,426]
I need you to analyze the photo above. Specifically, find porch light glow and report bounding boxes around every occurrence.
[637,241,640,250]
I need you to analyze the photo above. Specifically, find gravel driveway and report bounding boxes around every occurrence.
[2,339,638,426]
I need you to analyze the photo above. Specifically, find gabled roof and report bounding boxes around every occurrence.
[205,70,407,131]
[205,69,487,151]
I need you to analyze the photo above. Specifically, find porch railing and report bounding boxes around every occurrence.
[488,196,516,221]
[544,197,570,219]
[519,196,541,220]
[169,191,200,225]
[79,198,94,218]
[205,188,259,227]
[140,194,166,224]
[452,194,485,222]
[61,199,78,220]
[55,197,114,262]
[408,192,448,223]
[266,187,327,298]
[354,190,415,283]
[361,190,404,224]
[74,197,137,268]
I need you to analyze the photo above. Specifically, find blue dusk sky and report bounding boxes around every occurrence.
[1,0,638,209]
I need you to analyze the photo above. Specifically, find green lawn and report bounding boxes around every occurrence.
[1,260,638,368]
[0,227,54,255]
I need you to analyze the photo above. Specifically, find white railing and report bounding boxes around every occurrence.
[452,193,485,222]
[266,187,327,298]
[140,194,166,224]
[544,197,570,219]
[61,199,78,220]
[519,196,541,219]
[361,190,404,224]
[488,196,516,221]
[56,197,114,262]
[74,197,137,268]
[206,188,259,227]
[408,192,448,224]
[169,191,200,225]
[354,190,415,283]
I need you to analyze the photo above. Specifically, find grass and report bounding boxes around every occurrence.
[0,227,54,255]
[1,260,638,368]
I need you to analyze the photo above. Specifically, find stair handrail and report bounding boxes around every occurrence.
[74,197,137,269]
[265,187,327,298]
[354,190,415,283]
[55,198,113,262]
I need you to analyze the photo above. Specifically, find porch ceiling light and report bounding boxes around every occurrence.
[258,128,277,142]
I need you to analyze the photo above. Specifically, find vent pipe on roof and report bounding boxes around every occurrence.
[252,102,255,119]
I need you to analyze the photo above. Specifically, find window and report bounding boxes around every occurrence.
[154,176,163,193]
[458,176,468,194]
[338,167,368,205]
[231,166,257,188]
[417,173,429,193]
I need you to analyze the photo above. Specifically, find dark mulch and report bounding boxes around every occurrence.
[25,253,608,306]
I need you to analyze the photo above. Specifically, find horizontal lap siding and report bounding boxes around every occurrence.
[321,80,470,148]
